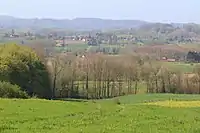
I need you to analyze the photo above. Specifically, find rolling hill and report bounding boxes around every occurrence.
[0,16,148,30]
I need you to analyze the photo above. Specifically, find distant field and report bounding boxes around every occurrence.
[0,37,25,44]
[59,81,147,95]
[2,94,200,133]
[66,40,86,45]
[55,43,88,53]
[178,44,200,51]
[55,43,125,53]
[0,38,54,46]
[100,44,123,48]
[156,61,196,73]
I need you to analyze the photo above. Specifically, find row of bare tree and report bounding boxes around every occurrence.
[46,54,200,99]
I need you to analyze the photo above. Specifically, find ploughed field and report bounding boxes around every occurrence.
[1,94,200,133]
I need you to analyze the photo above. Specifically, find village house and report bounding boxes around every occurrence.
[161,56,176,62]
[167,58,176,62]
[55,43,64,47]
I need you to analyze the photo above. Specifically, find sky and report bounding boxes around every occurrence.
[1,0,200,23]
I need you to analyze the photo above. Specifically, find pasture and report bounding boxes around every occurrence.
[55,43,88,53]
[1,94,200,133]
[158,61,196,73]
[178,44,200,51]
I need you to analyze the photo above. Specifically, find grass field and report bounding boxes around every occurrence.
[55,43,88,53]
[178,44,200,51]
[2,94,200,133]
[157,61,196,73]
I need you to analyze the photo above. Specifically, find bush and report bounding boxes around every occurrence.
[0,81,29,98]
[0,44,51,98]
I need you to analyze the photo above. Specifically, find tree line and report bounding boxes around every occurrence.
[50,53,200,99]
[1,43,200,99]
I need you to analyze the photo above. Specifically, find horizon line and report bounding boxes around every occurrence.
[0,15,198,24]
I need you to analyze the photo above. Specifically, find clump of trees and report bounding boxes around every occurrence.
[48,53,200,99]
[48,54,141,99]
[0,44,51,98]
[187,51,200,62]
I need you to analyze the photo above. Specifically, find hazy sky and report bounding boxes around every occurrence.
[1,0,199,23]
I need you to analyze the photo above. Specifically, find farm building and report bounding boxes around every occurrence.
[161,56,176,62]
[162,56,167,60]
[55,43,64,47]
[167,58,176,62]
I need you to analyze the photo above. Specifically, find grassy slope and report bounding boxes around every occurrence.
[1,94,200,133]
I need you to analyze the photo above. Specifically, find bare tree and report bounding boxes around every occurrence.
[47,56,66,99]
[194,66,200,94]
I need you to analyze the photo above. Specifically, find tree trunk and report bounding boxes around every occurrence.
[86,72,89,99]
[52,74,56,99]
[155,76,158,93]
[161,76,166,93]
[134,80,138,94]
[107,79,110,98]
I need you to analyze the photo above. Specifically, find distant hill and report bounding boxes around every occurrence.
[0,16,148,30]
[1,16,200,45]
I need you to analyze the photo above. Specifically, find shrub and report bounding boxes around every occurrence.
[0,81,29,98]
[0,44,51,98]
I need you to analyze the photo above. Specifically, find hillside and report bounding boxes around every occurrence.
[1,94,200,133]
